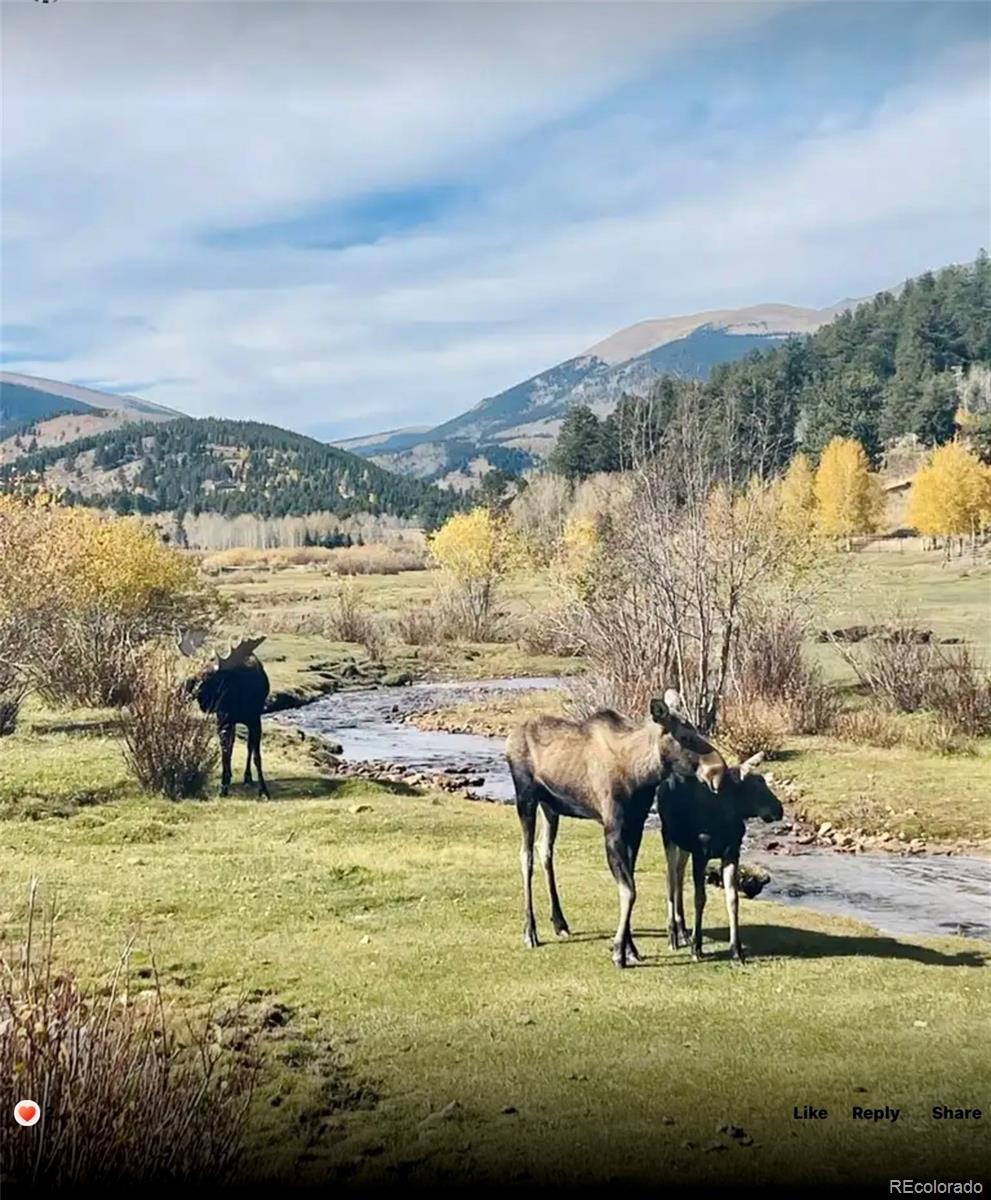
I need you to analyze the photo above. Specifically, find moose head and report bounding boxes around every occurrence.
[648,689,727,793]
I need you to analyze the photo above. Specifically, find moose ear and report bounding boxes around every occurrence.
[649,695,670,727]
[663,688,687,718]
[738,751,765,779]
[177,629,207,658]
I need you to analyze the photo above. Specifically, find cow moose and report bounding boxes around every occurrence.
[179,632,271,798]
[505,691,727,968]
[658,753,783,964]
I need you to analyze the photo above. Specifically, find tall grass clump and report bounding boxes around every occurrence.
[120,650,218,799]
[0,884,256,1191]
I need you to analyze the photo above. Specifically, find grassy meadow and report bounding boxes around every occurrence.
[2,540,990,1188]
[1,703,989,1188]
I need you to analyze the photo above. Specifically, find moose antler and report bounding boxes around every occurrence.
[177,629,208,658]
[216,635,266,671]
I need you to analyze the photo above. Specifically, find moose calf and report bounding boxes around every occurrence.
[180,633,271,798]
[505,693,726,968]
[658,753,782,964]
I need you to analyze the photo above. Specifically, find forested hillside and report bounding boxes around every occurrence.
[1,417,458,527]
[550,256,991,479]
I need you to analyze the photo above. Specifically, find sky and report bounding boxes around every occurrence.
[1,0,989,441]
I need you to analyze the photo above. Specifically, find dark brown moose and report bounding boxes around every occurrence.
[505,690,726,968]
[179,632,271,798]
[658,752,782,964]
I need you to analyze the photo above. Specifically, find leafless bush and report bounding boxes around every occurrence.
[924,645,991,736]
[200,544,426,574]
[832,707,974,755]
[832,707,904,748]
[838,634,943,713]
[730,605,840,735]
[0,883,256,1191]
[432,585,507,643]
[516,603,585,657]
[392,604,439,646]
[325,579,377,643]
[839,633,991,735]
[0,647,27,736]
[717,694,789,759]
[120,651,218,799]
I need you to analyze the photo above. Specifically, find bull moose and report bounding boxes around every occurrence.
[179,632,271,798]
[505,691,727,968]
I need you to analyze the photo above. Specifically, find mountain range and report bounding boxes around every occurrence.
[0,371,183,467]
[334,298,860,483]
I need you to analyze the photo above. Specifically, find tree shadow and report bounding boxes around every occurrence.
[738,922,988,967]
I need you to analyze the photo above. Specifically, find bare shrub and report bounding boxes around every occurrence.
[200,543,425,575]
[0,884,256,1191]
[120,650,218,799]
[554,392,833,730]
[838,634,943,713]
[325,579,376,642]
[516,604,585,657]
[832,708,904,748]
[839,632,991,735]
[832,707,973,755]
[717,694,788,760]
[925,645,991,737]
[393,604,439,646]
[731,605,840,735]
[0,646,27,736]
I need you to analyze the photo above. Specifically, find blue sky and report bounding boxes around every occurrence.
[2,1,989,440]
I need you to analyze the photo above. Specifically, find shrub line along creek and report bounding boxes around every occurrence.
[276,677,991,944]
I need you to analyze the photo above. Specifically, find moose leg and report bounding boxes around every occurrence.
[604,824,637,969]
[249,717,269,799]
[690,852,707,961]
[538,803,569,938]
[674,850,689,946]
[622,820,645,964]
[723,858,744,964]
[511,764,539,948]
[243,724,254,786]
[218,721,235,797]
[665,842,689,950]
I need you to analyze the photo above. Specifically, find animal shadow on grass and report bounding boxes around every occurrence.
[740,923,988,967]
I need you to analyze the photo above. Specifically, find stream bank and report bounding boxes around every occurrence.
[273,677,991,943]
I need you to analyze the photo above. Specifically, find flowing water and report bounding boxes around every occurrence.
[278,677,991,944]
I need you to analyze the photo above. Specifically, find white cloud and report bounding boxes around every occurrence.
[2,3,988,436]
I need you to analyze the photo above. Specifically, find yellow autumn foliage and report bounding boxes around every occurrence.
[813,437,884,543]
[908,441,991,538]
[0,494,215,705]
[429,508,523,584]
[778,452,817,535]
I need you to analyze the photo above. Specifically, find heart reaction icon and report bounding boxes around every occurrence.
[15,1100,40,1127]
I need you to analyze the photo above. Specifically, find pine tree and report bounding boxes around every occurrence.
[813,437,884,547]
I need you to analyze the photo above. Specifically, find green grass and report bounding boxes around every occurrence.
[811,547,991,684]
[0,714,988,1187]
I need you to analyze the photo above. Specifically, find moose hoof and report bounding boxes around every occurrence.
[691,948,705,963]
[522,931,539,949]
[626,944,643,965]
[730,947,747,966]
[612,948,628,969]
[553,923,571,939]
